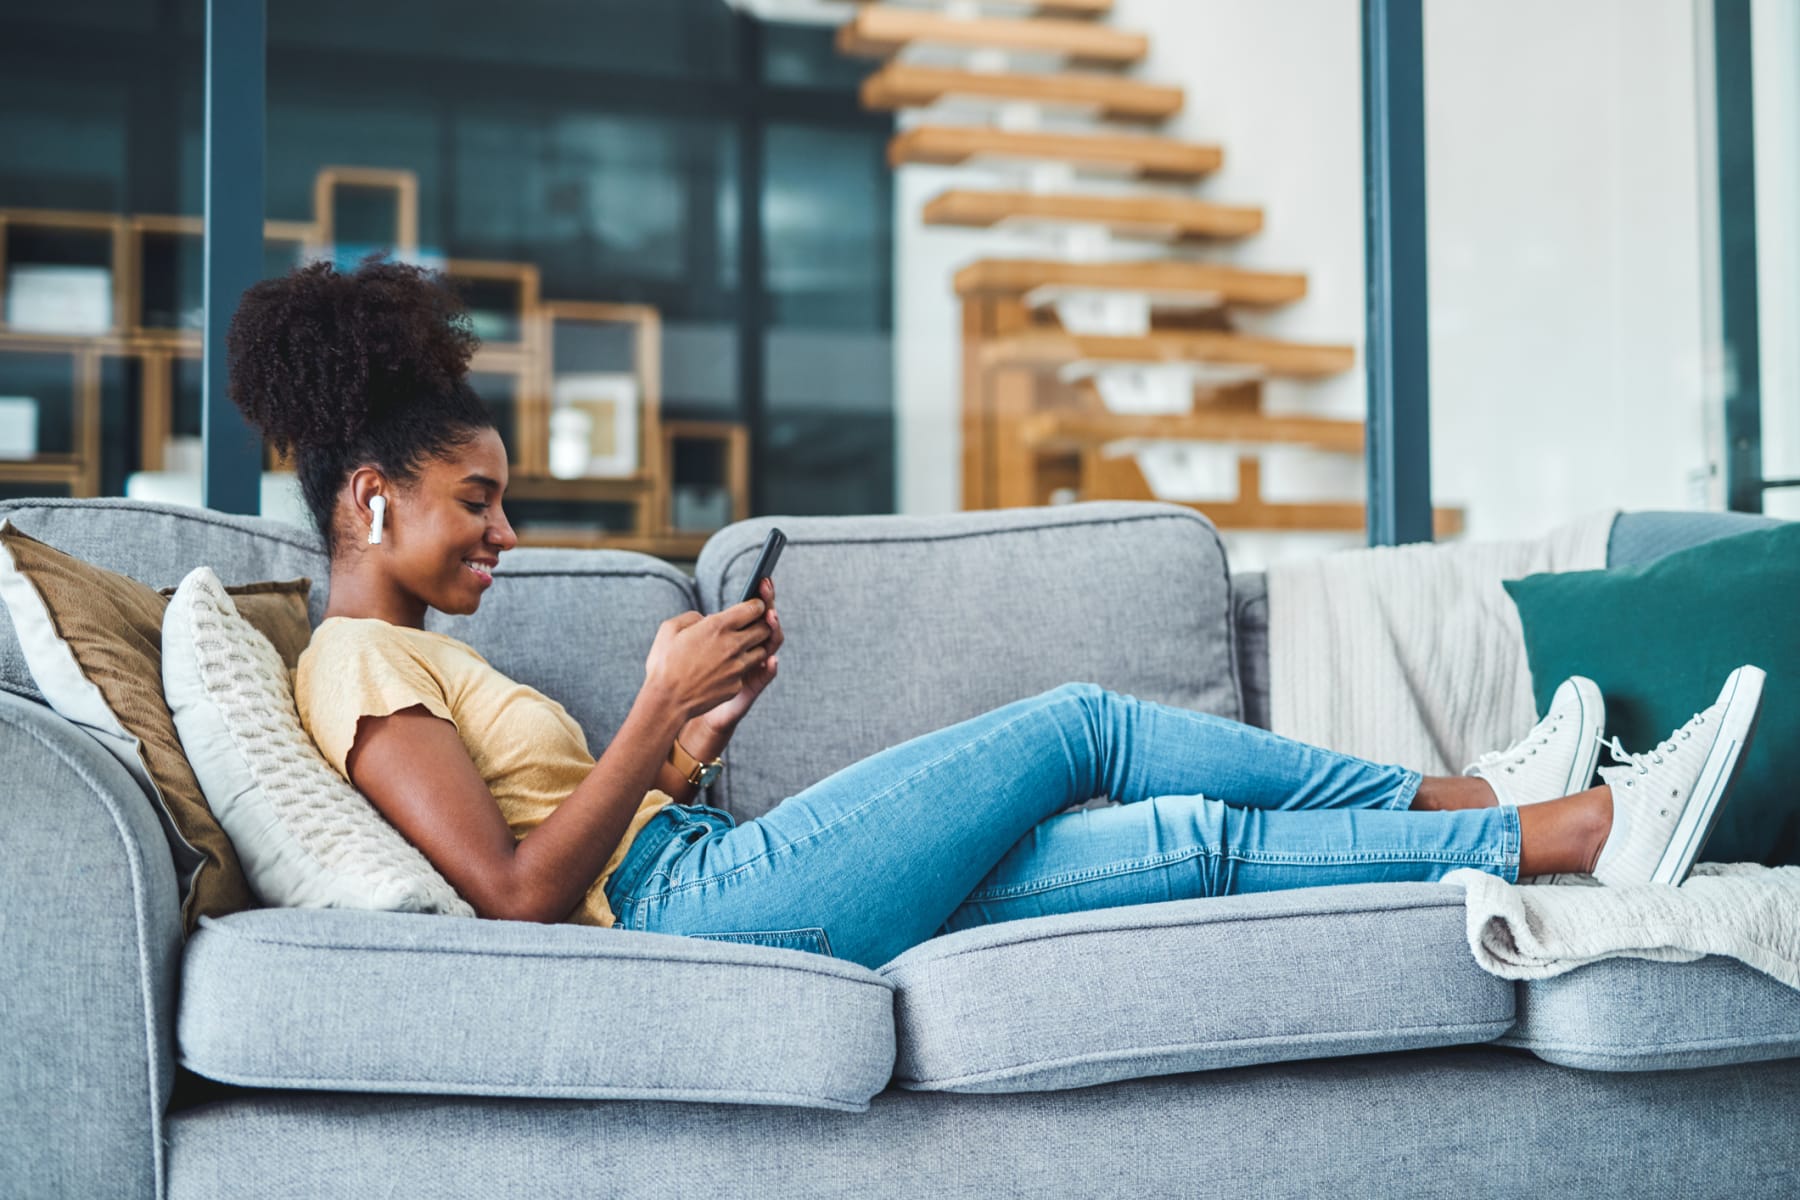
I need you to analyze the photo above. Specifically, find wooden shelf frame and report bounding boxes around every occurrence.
[661,418,751,538]
[0,209,131,341]
[313,166,420,257]
[0,171,752,561]
[527,301,666,538]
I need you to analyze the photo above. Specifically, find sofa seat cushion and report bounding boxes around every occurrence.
[881,882,1513,1094]
[1498,954,1800,1071]
[178,908,896,1112]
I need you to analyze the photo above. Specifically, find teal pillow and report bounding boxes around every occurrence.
[1503,522,1799,867]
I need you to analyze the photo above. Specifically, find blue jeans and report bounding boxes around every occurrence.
[604,683,1522,970]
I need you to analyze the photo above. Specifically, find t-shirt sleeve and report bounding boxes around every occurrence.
[297,626,458,779]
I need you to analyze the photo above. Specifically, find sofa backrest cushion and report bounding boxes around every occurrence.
[694,502,1241,820]
[0,499,700,761]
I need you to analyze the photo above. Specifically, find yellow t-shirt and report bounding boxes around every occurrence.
[293,616,671,927]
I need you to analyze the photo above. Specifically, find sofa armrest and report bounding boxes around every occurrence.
[0,688,181,1199]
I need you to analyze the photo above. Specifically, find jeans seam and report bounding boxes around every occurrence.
[965,847,1214,900]
[965,844,1512,902]
[651,704,1057,902]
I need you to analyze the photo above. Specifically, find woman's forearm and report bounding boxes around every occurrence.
[509,681,688,922]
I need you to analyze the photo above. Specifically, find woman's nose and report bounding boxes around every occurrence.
[491,509,519,551]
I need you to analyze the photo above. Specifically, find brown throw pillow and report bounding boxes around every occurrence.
[0,521,313,933]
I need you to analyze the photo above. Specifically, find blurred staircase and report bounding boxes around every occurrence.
[836,0,1465,535]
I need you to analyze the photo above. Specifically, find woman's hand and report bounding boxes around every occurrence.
[643,591,774,722]
[690,577,783,736]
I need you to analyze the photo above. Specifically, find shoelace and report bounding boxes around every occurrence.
[1468,717,1563,773]
[1600,712,1706,776]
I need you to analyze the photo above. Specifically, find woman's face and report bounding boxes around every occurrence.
[381,427,518,617]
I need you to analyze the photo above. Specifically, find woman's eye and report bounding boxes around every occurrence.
[462,501,489,514]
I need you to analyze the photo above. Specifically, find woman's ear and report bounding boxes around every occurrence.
[347,467,391,541]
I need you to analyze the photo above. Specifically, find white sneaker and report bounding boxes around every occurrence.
[1464,676,1606,807]
[1592,665,1767,887]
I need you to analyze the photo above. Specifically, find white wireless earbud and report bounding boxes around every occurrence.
[368,495,387,545]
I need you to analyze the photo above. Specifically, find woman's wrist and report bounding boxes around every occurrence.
[678,715,734,764]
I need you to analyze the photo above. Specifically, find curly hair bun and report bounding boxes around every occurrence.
[227,254,480,454]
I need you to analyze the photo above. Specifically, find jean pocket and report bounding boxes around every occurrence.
[687,927,835,957]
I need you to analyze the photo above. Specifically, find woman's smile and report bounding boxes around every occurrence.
[462,556,497,587]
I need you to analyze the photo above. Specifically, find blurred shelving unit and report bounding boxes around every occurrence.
[0,167,750,557]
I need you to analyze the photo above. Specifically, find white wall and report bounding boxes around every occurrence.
[1754,0,1800,519]
[892,0,1724,562]
[1425,0,1710,539]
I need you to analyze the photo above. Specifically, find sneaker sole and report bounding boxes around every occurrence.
[1563,677,1605,797]
[1652,665,1767,886]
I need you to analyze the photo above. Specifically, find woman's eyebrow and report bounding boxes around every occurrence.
[459,474,502,491]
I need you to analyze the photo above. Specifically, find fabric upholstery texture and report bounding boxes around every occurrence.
[164,1048,1800,1199]
[1607,509,1785,567]
[882,882,1512,1094]
[693,502,1242,820]
[10,497,1800,1195]
[1505,521,1799,866]
[0,519,313,930]
[178,907,896,1111]
[1499,954,1800,1071]
[1232,570,1270,730]
[163,568,474,916]
[0,688,182,1200]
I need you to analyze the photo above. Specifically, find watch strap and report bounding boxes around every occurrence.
[669,737,723,787]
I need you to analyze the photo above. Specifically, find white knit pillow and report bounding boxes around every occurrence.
[162,566,474,916]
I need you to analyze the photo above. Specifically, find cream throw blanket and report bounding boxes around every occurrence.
[1266,510,1800,991]
[1266,509,1617,776]
[1444,864,1800,990]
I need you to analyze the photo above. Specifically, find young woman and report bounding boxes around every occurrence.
[231,258,1765,971]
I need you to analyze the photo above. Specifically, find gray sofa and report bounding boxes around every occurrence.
[3,497,1797,1199]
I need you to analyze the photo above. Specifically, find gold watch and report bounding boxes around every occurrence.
[669,737,724,789]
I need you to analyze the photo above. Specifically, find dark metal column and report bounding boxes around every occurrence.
[1714,0,1764,513]
[201,0,265,514]
[735,12,769,518]
[1361,0,1434,546]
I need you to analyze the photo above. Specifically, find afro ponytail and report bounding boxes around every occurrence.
[226,254,493,554]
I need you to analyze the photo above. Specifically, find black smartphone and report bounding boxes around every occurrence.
[738,527,786,605]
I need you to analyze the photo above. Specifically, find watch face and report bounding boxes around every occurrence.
[698,762,723,787]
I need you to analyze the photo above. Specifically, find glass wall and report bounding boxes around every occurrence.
[0,0,895,558]
[1424,0,1797,540]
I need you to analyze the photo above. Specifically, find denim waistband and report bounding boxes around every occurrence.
[604,802,733,909]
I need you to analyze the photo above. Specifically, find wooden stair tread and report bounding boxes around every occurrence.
[956,258,1304,305]
[863,63,1181,121]
[890,126,1220,179]
[1171,498,1465,535]
[850,0,1115,15]
[925,189,1260,240]
[838,7,1148,65]
[983,331,1354,378]
[1023,410,1364,454]
[1082,454,1463,534]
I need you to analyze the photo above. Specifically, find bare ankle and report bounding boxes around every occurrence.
[1582,785,1614,874]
